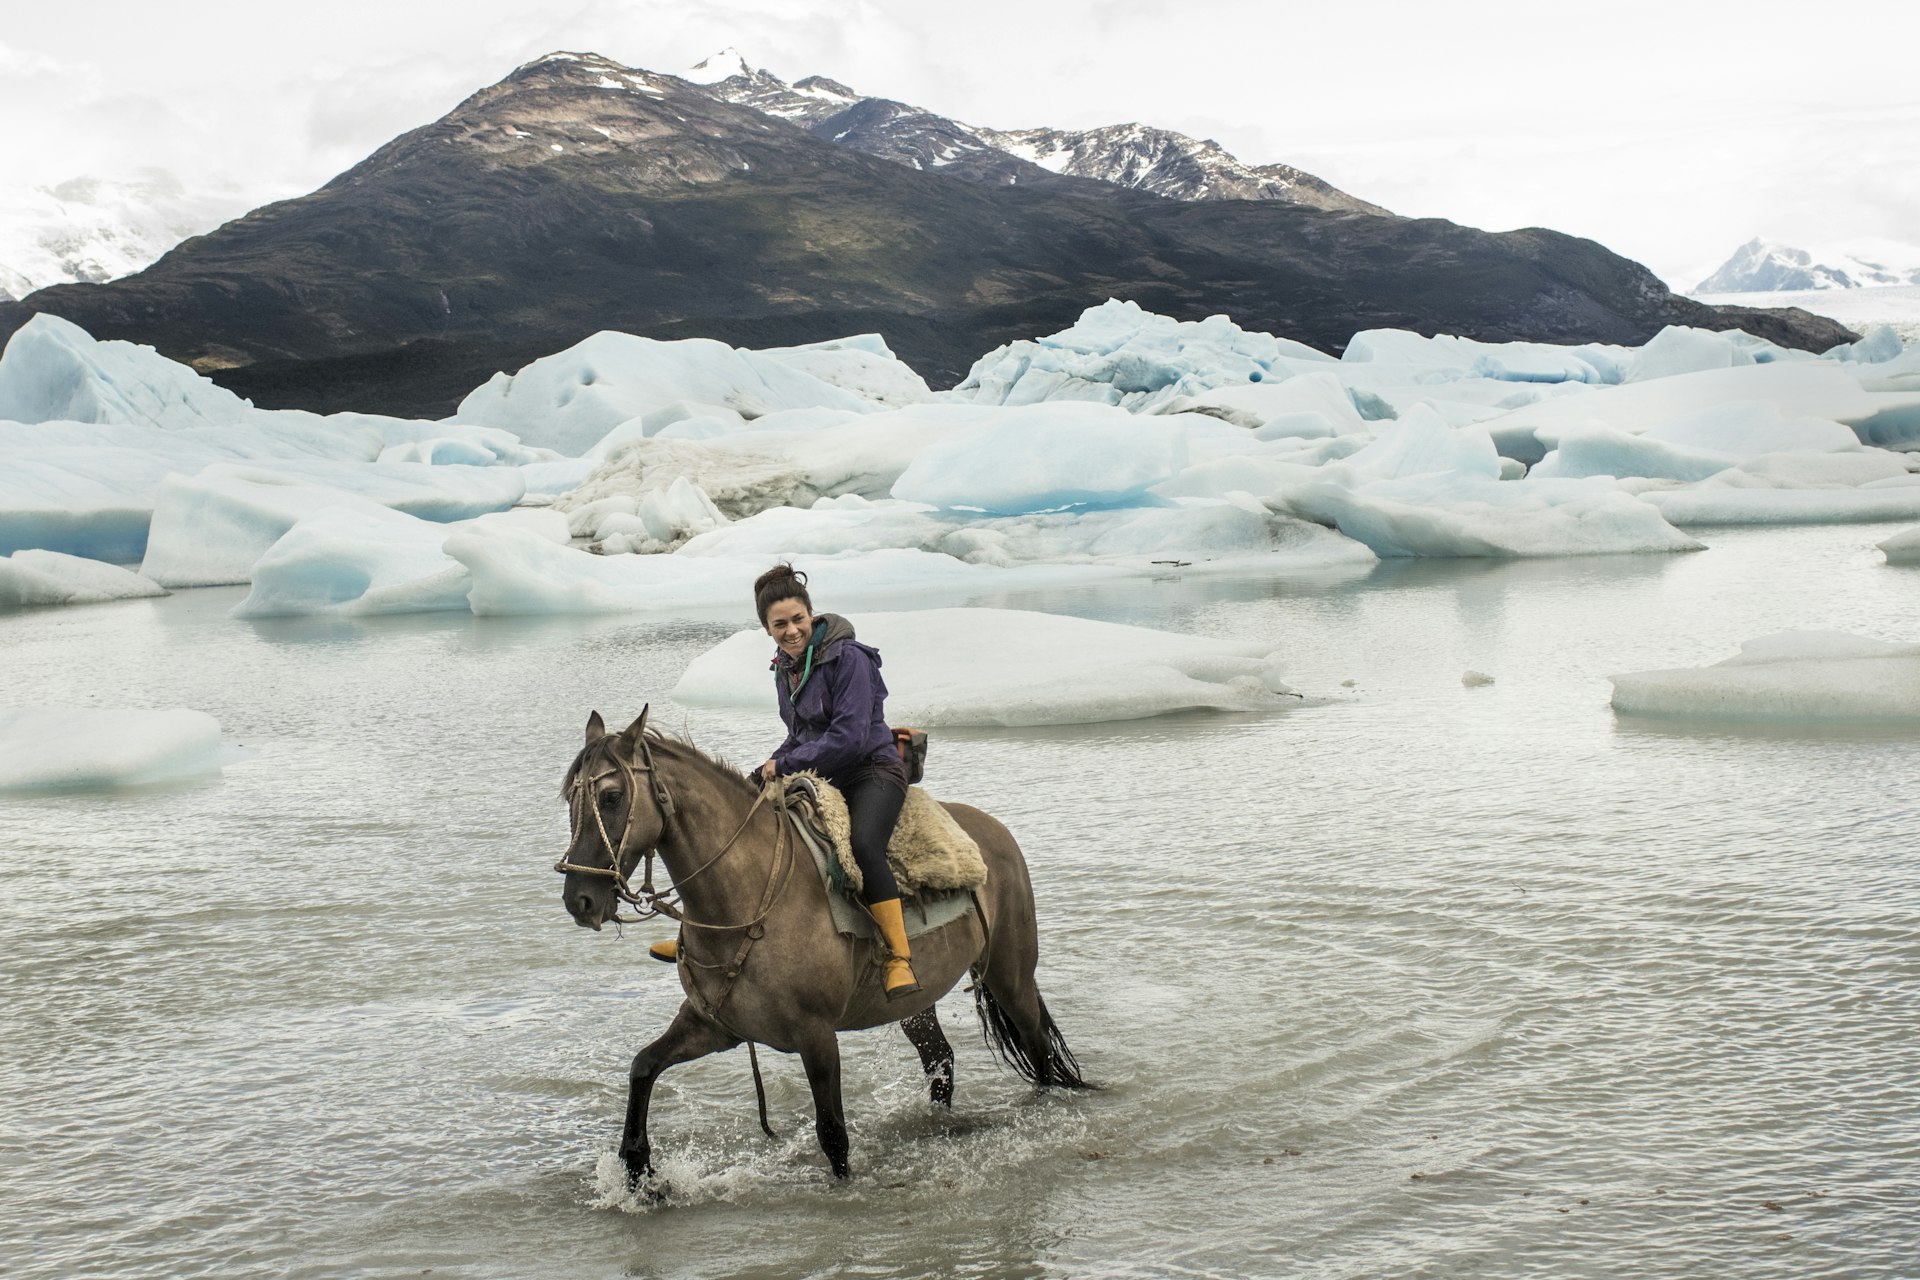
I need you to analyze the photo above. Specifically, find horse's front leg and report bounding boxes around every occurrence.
[797,1028,850,1179]
[900,1008,954,1108]
[621,1001,738,1188]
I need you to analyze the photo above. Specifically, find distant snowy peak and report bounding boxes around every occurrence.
[981,122,1385,212]
[1695,237,1920,293]
[683,47,754,84]
[0,170,249,301]
[686,51,1386,214]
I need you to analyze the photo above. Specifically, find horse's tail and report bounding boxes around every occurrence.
[969,966,1096,1091]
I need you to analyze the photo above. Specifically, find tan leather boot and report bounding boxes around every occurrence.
[868,898,921,999]
[647,938,678,964]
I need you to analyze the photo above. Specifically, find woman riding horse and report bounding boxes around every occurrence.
[650,563,921,999]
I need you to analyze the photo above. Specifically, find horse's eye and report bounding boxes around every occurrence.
[600,791,620,808]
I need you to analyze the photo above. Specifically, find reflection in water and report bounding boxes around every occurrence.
[1,526,1917,1280]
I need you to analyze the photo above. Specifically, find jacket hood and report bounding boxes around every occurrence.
[773,612,857,668]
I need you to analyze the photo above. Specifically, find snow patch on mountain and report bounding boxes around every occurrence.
[684,50,1386,214]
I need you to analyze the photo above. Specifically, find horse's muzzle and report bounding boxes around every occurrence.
[564,882,609,931]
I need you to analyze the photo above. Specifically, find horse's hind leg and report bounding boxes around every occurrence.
[796,1028,851,1179]
[900,1008,954,1107]
[621,1001,738,1188]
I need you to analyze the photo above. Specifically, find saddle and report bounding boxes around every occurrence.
[776,773,986,941]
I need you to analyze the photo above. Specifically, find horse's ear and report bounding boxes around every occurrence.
[585,710,606,743]
[620,703,650,745]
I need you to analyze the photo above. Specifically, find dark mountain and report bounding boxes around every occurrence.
[685,48,1389,213]
[0,52,1855,418]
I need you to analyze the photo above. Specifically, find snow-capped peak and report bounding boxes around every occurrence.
[1695,236,1920,293]
[686,60,1387,214]
[0,169,251,302]
[685,47,756,85]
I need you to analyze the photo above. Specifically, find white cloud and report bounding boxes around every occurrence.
[0,0,1912,288]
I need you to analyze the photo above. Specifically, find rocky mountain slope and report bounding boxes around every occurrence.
[0,52,1854,418]
[685,48,1387,213]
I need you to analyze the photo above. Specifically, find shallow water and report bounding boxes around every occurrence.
[3,525,1917,1279]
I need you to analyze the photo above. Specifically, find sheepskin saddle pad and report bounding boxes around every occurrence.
[779,772,988,896]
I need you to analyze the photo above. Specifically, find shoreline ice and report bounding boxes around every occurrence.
[2,304,1918,620]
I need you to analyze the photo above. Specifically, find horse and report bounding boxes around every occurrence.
[555,706,1093,1184]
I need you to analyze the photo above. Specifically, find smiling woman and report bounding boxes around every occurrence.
[733,561,923,998]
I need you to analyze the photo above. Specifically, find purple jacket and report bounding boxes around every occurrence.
[770,613,895,784]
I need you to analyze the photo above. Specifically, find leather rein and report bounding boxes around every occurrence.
[552,732,796,936]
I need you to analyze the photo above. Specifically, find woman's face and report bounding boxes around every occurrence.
[764,598,814,658]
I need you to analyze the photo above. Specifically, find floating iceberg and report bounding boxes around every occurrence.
[1267,410,1701,557]
[232,506,569,618]
[0,313,254,428]
[1880,526,1920,564]
[1344,329,1633,385]
[0,549,166,611]
[0,706,239,791]
[953,300,1332,412]
[444,524,1128,617]
[753,334,934,408]
[677,492,1374,573]
[672,608,1303,726]
[0,416,389,560]
[891,404,1194,513]
[1610,631,1920,724]
[586,477,729,554]
[1283,475,1703,557]
[555,408,965,521]
[1165,370,1370,436]
[452,331,881,456]
[1642,485,1920,526]
[1624,325,1759,382]
[1529,426,1739,483]
[140,462,525,588]
[1477,363,1886,463]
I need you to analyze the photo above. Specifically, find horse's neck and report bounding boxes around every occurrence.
[656,758,783,921]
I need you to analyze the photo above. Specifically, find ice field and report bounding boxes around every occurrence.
[4,302,1920,633]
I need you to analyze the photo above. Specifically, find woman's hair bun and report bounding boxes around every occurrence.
[753,562,813,625]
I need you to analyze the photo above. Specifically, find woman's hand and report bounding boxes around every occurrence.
[758,759,779,785]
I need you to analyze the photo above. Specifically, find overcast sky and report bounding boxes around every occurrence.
[4,0,1915,288]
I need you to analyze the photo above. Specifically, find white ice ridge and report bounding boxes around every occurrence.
[139,462,526,588]
[234,506,569,618]
[452,330,910,456]
[0,706,239,791]
[0,549,166,611]
[672,608,1303,726]
[954,299,1336,413]
[1609,631,1920,724]
[445,526,1131,617]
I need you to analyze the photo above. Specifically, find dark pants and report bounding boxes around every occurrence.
[833,750,908,903]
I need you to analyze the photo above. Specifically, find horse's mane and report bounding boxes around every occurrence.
[644,729,757,795]
[562,724,756,799]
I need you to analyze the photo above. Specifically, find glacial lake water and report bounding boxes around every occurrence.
[2,523,1917,1280]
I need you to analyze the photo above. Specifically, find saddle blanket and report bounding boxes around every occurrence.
[778,772,988,895]
[778,775,985,942]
